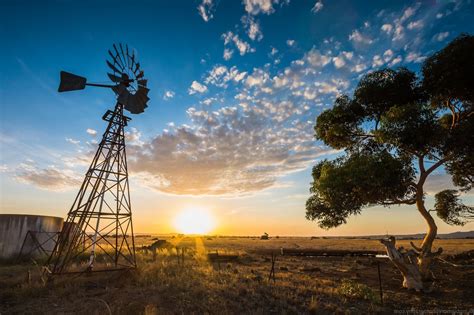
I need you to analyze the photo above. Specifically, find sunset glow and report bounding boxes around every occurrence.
[173,207,216,235]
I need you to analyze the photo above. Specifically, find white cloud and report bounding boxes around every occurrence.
[128,105,334,195]
[332,56,345,68]
[405,52,426,63]
[223,48,234,60]
[286,39,295,47]
[348,30,373,45]
[383,49,394,62]
[351,62,367,73]
[124,127,144,146]
[163,90,175,100]
[86,128,97,136]
[311,0,323,13]
[243,0,280,15]
[407,20,424,30]
[242,16,263,41]
[393,25,404,41]
[272,75,289,88]
[188,81,208,94]
[316,79,349,95]
[270,47,278,56]
[197,0,216,22]
[303,88,317,100]
[390,4,420,41]
[389,55,402,66]
[222,31,255,56]
[65,138,80,145]
[330,51,353,69]
[434,31,449,41]
[14,163,80,191]
[201,97,217,106]
[245,68,270,87]
[400,6,417,23]
[205,65,247,88]
[342,51,353,60]
[381,23,393,34]
[372,55,383,67]
[305,48,331,68]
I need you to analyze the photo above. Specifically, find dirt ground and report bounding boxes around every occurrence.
[1,236,473,314]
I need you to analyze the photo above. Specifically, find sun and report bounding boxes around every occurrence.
[173,207,216,235]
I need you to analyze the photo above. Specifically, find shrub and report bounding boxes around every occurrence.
[337,279,377,303]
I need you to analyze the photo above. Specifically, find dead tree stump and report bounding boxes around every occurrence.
[380,236,423,291]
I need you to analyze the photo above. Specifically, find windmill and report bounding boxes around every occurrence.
[45,44,149,275]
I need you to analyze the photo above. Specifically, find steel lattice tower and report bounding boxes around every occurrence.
[46,44,149,275]
[47,103,136,274]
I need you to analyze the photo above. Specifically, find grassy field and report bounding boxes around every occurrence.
[1,236,473,314]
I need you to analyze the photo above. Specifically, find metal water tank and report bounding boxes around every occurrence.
[0,214,64,260]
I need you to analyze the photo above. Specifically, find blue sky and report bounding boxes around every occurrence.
[1,0,473,235]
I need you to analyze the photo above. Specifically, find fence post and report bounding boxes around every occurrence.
[268,252,276,282]
[377,260,383,306]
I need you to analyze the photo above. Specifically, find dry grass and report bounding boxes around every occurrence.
[1,236,473,314]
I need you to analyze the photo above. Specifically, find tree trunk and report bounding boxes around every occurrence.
[415,169,442,282]
[381,173,443,291]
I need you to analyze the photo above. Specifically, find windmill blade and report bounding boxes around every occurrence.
[137,85,150,93]
[126,45,132,70]
[136,70,145,79]
[135,90,150,105]
[139,86,150,94]
[130,52,136,69]
[125,95,146,114]
[134,89,146,101]
[106,60,123,75]
[137,79,147,87]
[113,44,126,69]
[125,95,140,113]
[134,62,140,74]
[119,44,128,69]
[108,50,124,71]
[107,73,122,83]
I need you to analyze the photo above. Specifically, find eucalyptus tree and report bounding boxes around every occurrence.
[306,35,473,290]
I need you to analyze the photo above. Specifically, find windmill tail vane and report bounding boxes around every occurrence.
[45,44,150,276]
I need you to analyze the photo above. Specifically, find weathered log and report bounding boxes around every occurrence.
[279,248,381,257]
[380,236,424,291]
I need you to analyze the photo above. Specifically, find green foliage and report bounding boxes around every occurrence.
[307,34,474,229]
[444,117,474,191]
[355,68,424,119]
[422,34,474,109]
[306,152,414,229]
[376,103,444,156]
[315,95,364,149]
[337,279,378,303]
[434,190,474,226]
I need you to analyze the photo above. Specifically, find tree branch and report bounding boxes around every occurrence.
[418,156,426,174]
[426,158,447,175]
